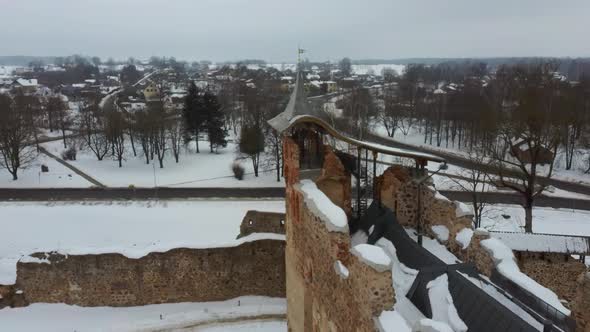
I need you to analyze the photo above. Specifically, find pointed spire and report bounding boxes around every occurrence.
[268,62,316,133]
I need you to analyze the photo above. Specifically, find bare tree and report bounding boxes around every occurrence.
[488,64,561,232]
[104,110,126,167]
[0,94,36,180]
[149,101,168,168]
[53,96,72,148]
[448,148,491,228]
[79,101,109,161]
[168,112,184,163]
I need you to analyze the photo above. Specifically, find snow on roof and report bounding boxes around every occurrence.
[15,78,38,87]
[481,238,571,315]
[427,274,468,332]
[376,311,412,332]
[431,225,449,242]
[455,228,474,250]
[297,179,348,233]
[457,272,545,331]
[489,231,590,255]
[416,319,454,332]
[351,244,392,272]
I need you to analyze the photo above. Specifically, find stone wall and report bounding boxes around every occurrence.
[283,136,395,332]
[238,210,286,238]
[12,239,285,307]
[377,165,472,240]
[572,272,590,332]
[314,146,352,218]
[516,252,587,302]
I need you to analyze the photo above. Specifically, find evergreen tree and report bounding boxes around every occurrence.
[182,82,206,153]
[202,91,227,152]
[239,124,265,177]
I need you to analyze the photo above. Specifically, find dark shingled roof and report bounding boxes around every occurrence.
[267,69,323,133]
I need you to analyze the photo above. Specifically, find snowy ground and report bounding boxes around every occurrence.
[41,138,284,188]
[373,122,590,187]
[0,296,286,332]
[480,204,590,236]
[0,151,92,188]
[194,320,286,332]
[0,200,285,284]
[351,64,405,76]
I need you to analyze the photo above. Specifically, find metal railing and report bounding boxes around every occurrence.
[490,270,576,332]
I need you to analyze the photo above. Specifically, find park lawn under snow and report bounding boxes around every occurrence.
[0,296,286,332]
[41,138,284,188]
[0,151,92,188]
[480,204,590,236]
[0,200,285,285]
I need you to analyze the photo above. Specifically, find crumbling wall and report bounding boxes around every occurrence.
[314,146,352,218]
[572,272,590,332]
[516,252,587,302]
[14,239,285,307]
[283,137,394,332]
[287,186,394,332]
[377,165,471,239]
[238,210,286,238]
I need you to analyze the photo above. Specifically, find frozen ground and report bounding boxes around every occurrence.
[480,204,590,236]
[0,296,286,332]
[373,122,590,188]
[351,64,405,76]
[194,320,286,332]
[0,151,92,188]
[41,138,284,188]
[0,200,285,284]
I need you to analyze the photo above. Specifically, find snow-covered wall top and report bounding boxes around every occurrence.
[351,244,392,273]
[297,179,349,233]
[480,238,571,315]
[489,231,590,255]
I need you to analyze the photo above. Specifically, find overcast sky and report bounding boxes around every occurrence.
[1,0,589,62]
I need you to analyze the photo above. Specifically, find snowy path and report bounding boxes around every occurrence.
[160,315,285,331]
[0,296,286,332]
[39,146,106,187]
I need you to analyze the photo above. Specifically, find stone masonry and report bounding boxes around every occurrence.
[284,137,395,332]
[13,239,285,307]
[238,210,286,238]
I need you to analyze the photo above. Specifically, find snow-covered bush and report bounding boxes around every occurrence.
[232,161,245,180]
[61,146,77,161]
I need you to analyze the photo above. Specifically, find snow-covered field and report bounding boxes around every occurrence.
[0,200,285,284]
[480,204,590,236]
[41,138,284,188]
[0,296,286,332]
[0,151,91,188]
[351,64,405,76]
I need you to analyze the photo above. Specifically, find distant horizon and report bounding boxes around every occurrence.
[2,55,590,66]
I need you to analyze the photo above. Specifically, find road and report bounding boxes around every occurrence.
[0,187,286,201]
[365,132,590,196]
[2,187,590,211]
